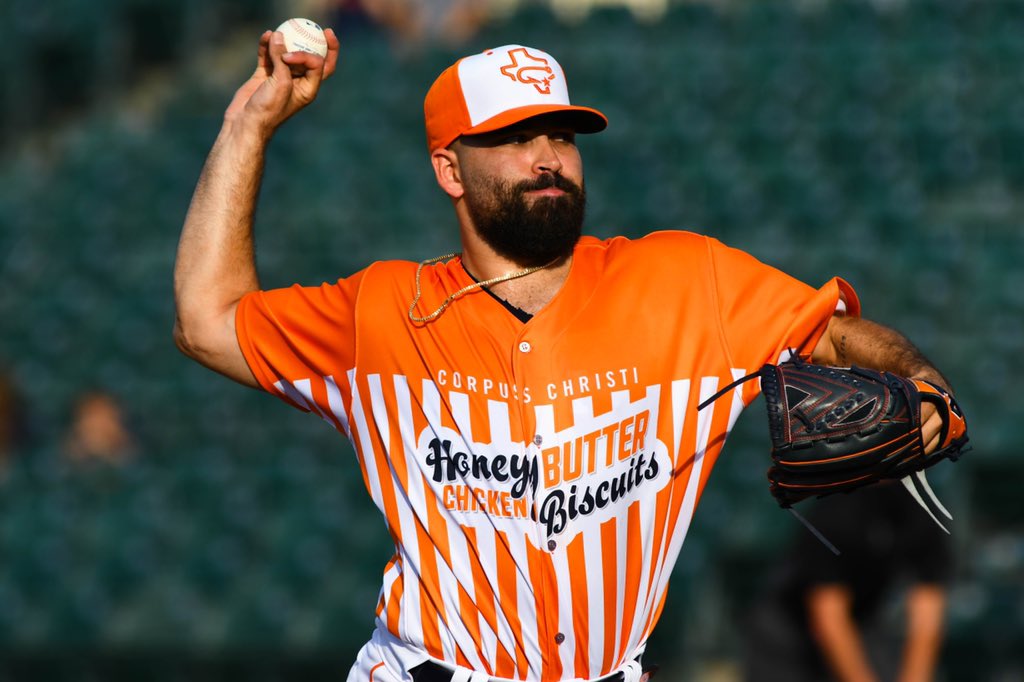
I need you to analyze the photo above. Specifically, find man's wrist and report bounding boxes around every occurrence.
[221,114,275,148]
[909,367,952,393]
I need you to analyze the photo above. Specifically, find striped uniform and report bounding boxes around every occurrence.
[235,231,858,681]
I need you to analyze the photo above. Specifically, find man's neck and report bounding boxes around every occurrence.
[460,252,572,315]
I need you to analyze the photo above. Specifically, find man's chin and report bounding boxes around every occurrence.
[502,236,580,268]
[467,183,585,268]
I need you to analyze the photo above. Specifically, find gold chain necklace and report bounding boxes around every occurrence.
[408,252,552,323]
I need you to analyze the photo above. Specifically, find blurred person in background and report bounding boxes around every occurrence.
[742,481,952,682]
[356,0,492,49]
[63,390,137,464]
[330,0,380,38]
[0,367,32,468]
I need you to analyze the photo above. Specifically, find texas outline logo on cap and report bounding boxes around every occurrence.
[498,47,556,95]
[423,44,608,151]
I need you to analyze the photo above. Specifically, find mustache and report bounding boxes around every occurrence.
[516,173,582,195]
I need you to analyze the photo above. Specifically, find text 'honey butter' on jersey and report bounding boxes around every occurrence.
[235,231,859,682]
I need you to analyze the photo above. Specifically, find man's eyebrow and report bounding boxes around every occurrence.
[464,125,576,146]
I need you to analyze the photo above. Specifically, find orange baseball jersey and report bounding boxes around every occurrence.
[235,230,859,681]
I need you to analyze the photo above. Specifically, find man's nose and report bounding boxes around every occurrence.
[532,136,564,175]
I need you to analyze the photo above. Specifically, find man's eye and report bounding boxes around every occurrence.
[502,134,527,144]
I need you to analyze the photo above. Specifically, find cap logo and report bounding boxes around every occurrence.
[498,47,556,95]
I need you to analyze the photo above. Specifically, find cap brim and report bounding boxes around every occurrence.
[461,104,608,140]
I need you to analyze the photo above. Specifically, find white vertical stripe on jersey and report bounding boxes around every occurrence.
[644,377,697,627]
[581,522,602,675]
[550,537,577,677]
[470,516,511,672]
[681,375,722,529]
[571,394,606,678]
[624,384,662,656]
[379,555,402,625]
[529,402,557,675]
[274,379,325,420]
[547,402,578,678]
[496,517,539,674]
[418,379,460,664]
[728,368,750,428]
[641,378,691,637]
[347,373,386,522]
[324,374,352,438]
[668,380,692,470]
[350,373,413,643]
[530,401,575,676]
[515,522,543,679]
[437,389,491,672]
[484,399,524,671]
[652,377,721,611]
[376,374,423,649]
[609,389,632,669]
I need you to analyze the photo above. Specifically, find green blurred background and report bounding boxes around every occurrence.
[0,0,1021,679]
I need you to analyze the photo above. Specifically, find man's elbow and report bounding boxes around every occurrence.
[172,308,257,387]
[173,313,225,365]
[173,316,203,361]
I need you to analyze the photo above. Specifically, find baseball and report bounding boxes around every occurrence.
[275,18,328,58]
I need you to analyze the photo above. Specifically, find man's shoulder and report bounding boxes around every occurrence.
[364,259,418,275]
[346,259,419,291]
[577,230,716,263]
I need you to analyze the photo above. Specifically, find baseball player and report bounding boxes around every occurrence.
[173,29,958,682]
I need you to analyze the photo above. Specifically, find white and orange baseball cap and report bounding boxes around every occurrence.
[424,44,608,152]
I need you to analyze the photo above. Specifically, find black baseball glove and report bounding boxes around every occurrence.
[700,359,968,530]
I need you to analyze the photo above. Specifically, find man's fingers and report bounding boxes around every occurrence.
[233,27,333,129]
[256,30,273,74]
[322,28,341,78]
[281,50,326,76]
[920,402,944,454]
[267,31,293,77]
[280,49,330,105]
[277,27,337,81]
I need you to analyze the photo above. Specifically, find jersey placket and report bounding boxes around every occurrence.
[509,321,570,681]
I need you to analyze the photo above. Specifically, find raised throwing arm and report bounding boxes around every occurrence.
[173,28,340,386]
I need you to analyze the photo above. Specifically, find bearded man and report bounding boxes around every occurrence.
[174,32,957,682]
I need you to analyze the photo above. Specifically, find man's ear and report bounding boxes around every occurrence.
[431,147,465,199]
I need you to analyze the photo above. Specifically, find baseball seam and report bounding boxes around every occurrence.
[287,19,326,47]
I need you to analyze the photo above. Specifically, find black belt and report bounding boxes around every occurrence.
[408,661,658,682]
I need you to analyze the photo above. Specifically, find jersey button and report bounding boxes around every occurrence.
[519,341,532,353]
[547,539,557,551]
[554,632,565,644]
[533,434,543,446]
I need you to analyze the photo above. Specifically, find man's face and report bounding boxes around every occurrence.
[455,119,586,268]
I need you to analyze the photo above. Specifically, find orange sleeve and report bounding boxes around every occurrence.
[235,269,366,411]
[707,237,860,370]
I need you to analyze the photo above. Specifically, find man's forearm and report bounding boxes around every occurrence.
[176,121,266,311]
[808,586,879,682]
[173,120,268,378]
[899,585,946,682]
[814,316,951,391]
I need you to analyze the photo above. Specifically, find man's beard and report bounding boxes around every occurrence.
[463,172,586,268]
